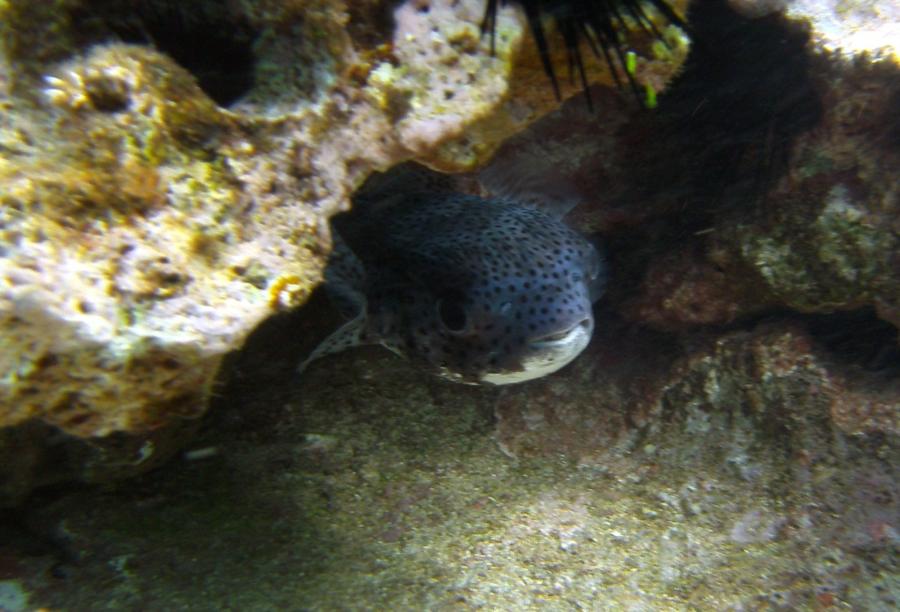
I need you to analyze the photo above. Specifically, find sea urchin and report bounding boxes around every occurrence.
[482,0,688,105]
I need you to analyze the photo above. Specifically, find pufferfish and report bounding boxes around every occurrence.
[299,163,605,385]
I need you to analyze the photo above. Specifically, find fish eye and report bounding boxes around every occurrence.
[437,295,468,333]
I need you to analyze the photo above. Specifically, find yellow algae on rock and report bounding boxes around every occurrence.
[0,45,310,441]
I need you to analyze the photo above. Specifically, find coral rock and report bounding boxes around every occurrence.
[7,0,685,504]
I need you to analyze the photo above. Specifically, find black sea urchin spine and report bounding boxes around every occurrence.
[482,0,688,106]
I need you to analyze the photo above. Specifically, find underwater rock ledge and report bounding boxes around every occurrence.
[0,0,691,504]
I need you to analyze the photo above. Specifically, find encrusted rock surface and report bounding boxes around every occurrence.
[671,0,898,328]
[496,316,899,461]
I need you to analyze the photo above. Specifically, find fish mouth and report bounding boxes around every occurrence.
[480,317,594,385]
[529,318,593,348]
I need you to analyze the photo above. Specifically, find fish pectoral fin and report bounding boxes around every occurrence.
[326,282,366,321]
[297,313,367,375]
[325,232,368,319]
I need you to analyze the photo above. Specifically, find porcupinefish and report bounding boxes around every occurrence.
[299,164,605,385]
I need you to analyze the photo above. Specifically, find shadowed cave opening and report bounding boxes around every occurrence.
[736,307,900,376]
[805,308,900,375]
[70,0,259,107]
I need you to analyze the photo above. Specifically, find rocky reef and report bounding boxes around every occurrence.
[0,0,898,609]
[0,0,690,505]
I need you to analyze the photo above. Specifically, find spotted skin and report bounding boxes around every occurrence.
[301,187,605,385]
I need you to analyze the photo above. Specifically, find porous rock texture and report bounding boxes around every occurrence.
[0,0,694,505]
